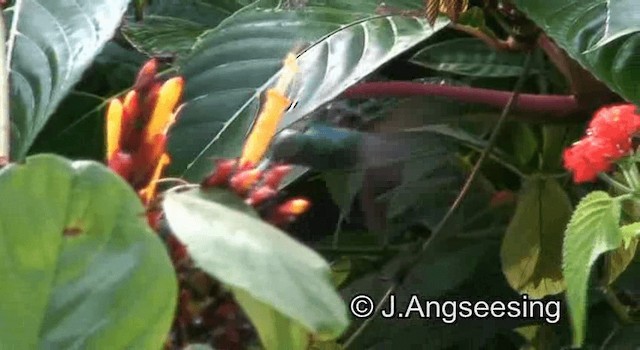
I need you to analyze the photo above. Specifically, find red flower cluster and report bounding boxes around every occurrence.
[105,59,184,205]
[563,104,640,183]
[202,159,311,228]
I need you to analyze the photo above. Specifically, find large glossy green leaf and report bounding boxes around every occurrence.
[512,0,640,105]
[0,154,177,349]
[4,0,132,159]
[122,16,207,58]
[167,3,449,181]
[163,188,349,347]
[500,177,571,298]
[591,0,640,49]
[411,38,535,77]
[143,0,248,27]
[562,191,622,347]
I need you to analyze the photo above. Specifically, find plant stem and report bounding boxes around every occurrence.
[341,81,580,118]
[342,51,535,350]
[599,173,633,194]
[600,285,632,324]
[0,9,9,164]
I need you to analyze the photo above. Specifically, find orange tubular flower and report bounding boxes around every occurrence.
[105,58,184,206]
[239,53,298,167]
[106,99,124,161]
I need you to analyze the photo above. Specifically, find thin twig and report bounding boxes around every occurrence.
[342,51,534,349]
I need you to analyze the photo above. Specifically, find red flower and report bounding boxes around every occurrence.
[563,103,640,183]
[563,136,622,183]
[587,104,640,151]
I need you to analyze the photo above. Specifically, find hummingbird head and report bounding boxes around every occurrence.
[269,129,305,164]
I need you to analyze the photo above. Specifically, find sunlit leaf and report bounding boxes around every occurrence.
[562,191,622,347]
[0,154,177,348]
[4,0,132,159]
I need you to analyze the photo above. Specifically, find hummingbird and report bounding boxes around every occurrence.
[268,122,451,171]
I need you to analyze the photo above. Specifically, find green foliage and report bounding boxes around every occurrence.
[167,3,449,181]
[562,191,623,347]
[0,154,177,349]
[4,0,132,159]
[512,0,640,105]
[4,0,640,348]
[163,188,349,349]
[501,176,570,298]
[411,38,535,77]
[122,16,207,58]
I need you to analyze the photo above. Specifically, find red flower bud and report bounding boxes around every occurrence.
[245,185,277,206]
[202,159,238,187]
[108,151,133,181]
[267,197,310,227]
[262,164,292,189]
[229,168,262,195]
[490,190,516,207]
[121,90,141,150]
[133,58,159,91]
[277,198,311,216]
[146,209,163,230]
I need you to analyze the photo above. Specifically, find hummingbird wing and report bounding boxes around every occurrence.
[269,123,450,171]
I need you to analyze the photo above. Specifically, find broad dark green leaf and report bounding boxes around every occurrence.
[500,177,571,298]
[512,0,640,105]
[591,0,640,50]
[143,0,247,26]
[163,189,349,346]
[167,3,449,181]
[4,0,132,159]
[0,154,177,349]
[411,38,535,77]
[122,15,207,58]
[562,191,622,347]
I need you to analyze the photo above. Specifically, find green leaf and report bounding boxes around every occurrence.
[143,0,246,27]
[122,15,207,58]
[233,288,311,350]
[0,154,177,349]
[411,38,535,77]
[512,0,640,105]
[330,257,351,288]
[501,177,571,298]
[509,123,538,167]
[167,4,449,181]
[323,170,363,218]
[163,189,349,346]
[603,237,638,285]
[562,191,622,347]
[590,0,640,50]
[620,222,640,248]
[5,0,132,159]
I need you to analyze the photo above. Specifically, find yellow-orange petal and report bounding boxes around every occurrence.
[239,54,298,167]
[139,153,171,205]
[132,133,167,187]
[240,89,291,167]
[274,53,299,93]
[106,98,124,160]
[144,77,184,144]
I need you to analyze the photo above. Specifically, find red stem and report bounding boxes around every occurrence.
[342,81,581,117]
